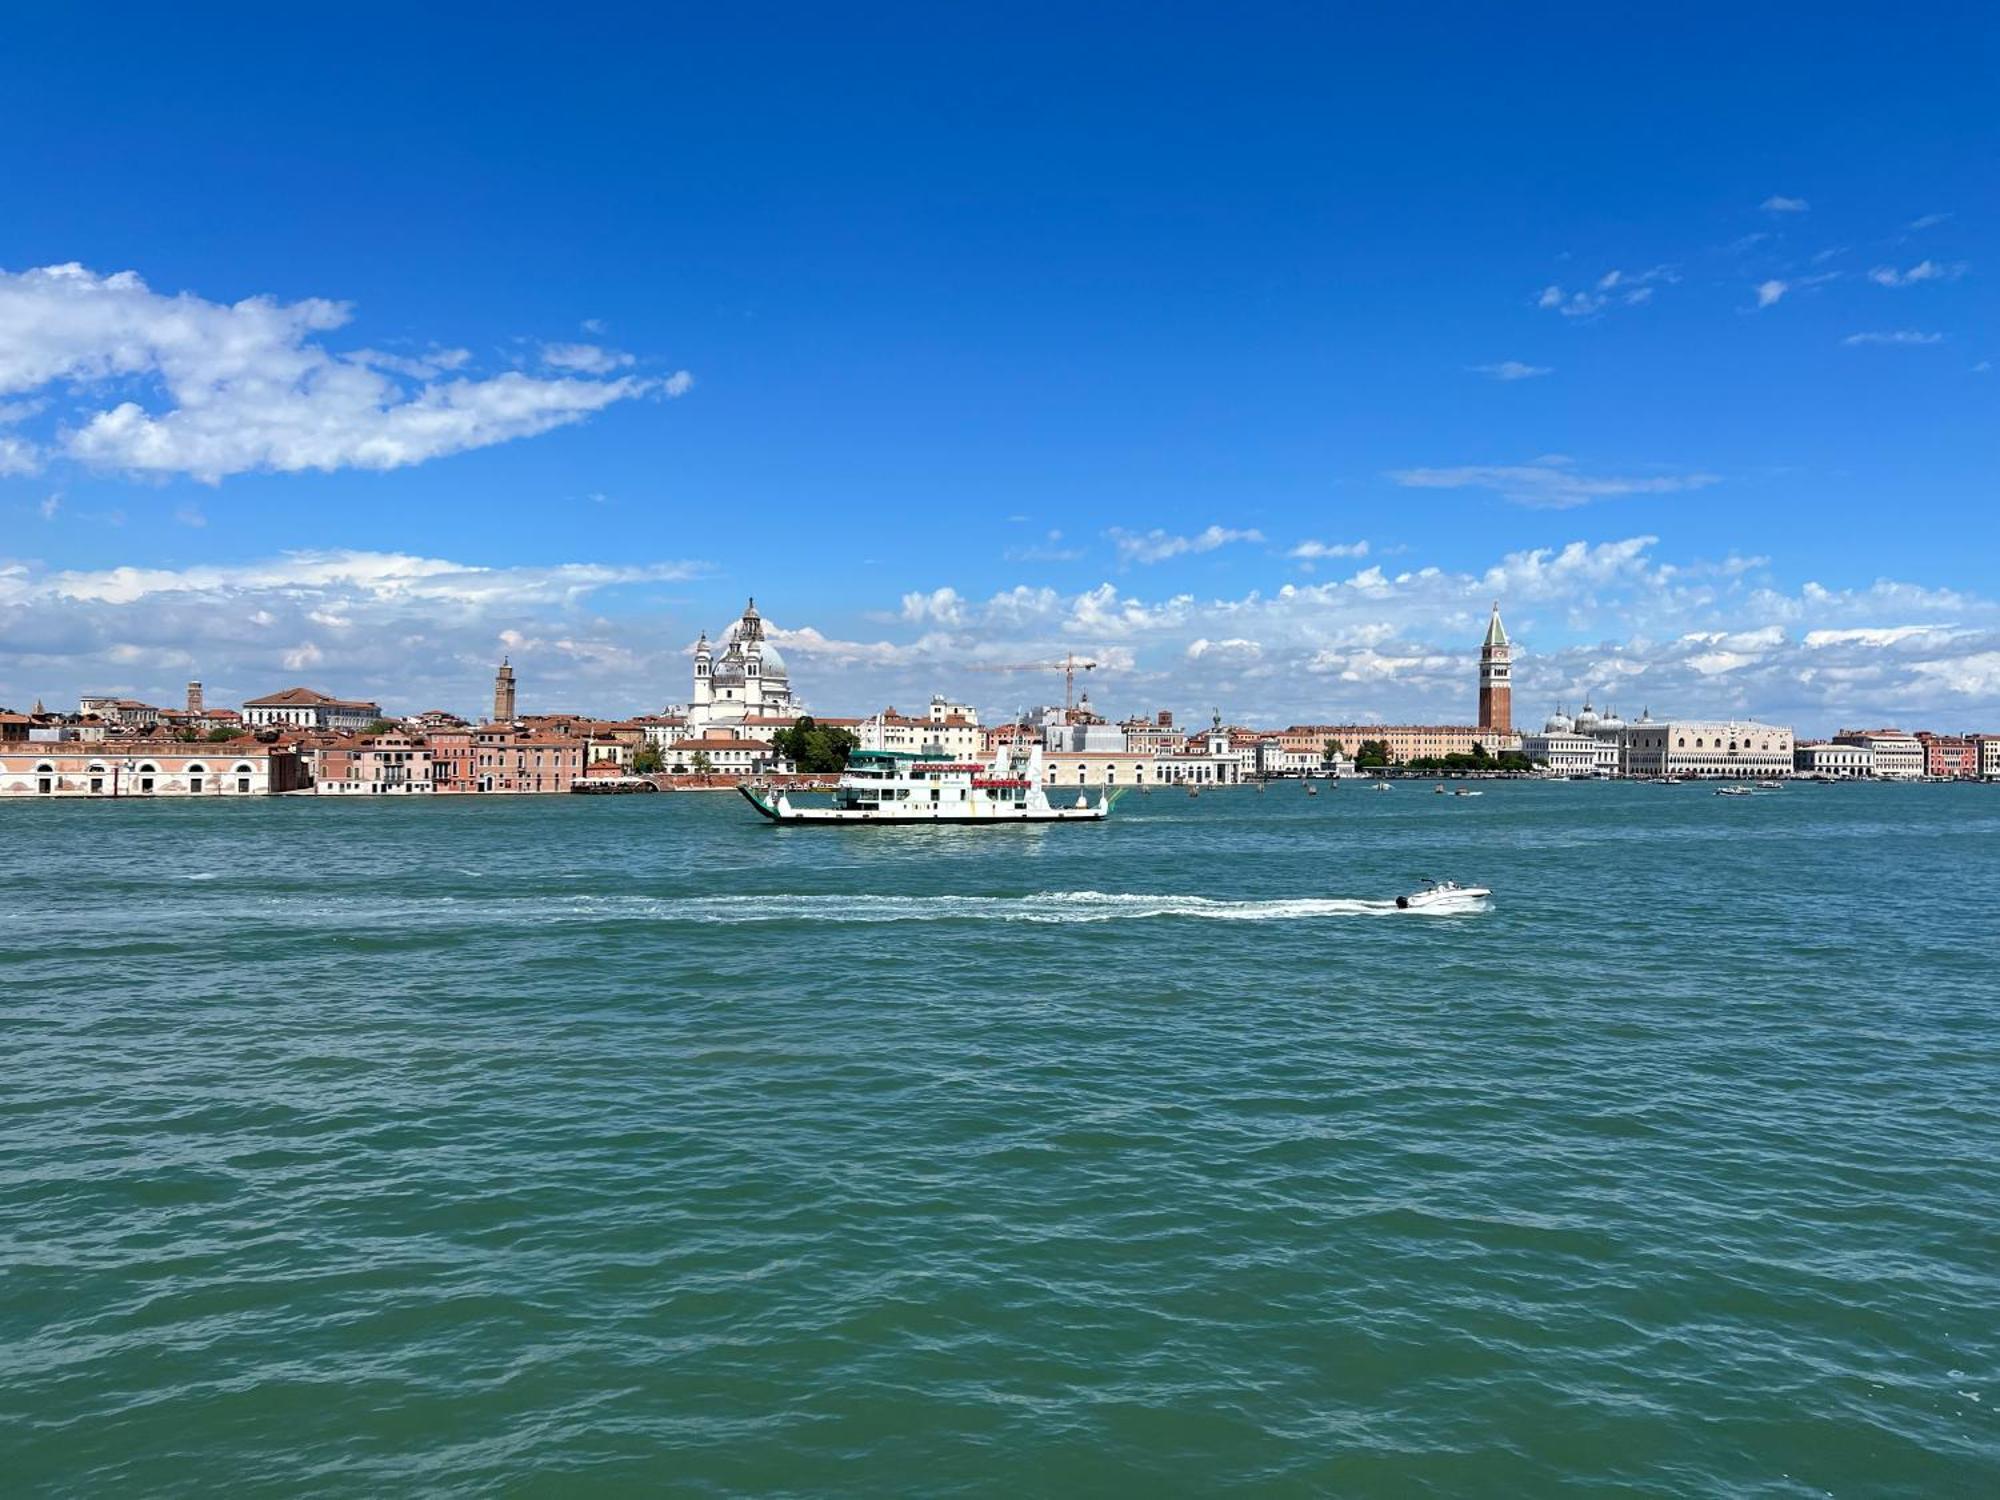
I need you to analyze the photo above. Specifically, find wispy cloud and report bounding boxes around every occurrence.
[1289,539,1370,561]
[1842,330,1944,346]
[1388,458,1719,510]
[1761,195,1810,213]
[1755,280,1789,308]
[1469,360,1551,380]
[173,505,207,528]
[539,341,636,374]
[1867,259,1966,288]
[0,263,680,482]
[1536,267,1677,318]
[1909,212,1952,231]
[1004,529,1084,563]
[1108,525,1265,565]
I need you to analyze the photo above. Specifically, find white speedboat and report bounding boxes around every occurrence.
[740,739,1114,825]
[1714,785,1753,797]
[1372,781,1393,793]
[1396,879,1492,910]
[1756,779,1785,790]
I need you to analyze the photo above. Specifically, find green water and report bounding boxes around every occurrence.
[3,783,1996,1496]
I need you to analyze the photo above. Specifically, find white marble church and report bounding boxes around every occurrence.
[686,598,803,734]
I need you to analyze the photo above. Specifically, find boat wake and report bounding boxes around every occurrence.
[562,891,1481,924]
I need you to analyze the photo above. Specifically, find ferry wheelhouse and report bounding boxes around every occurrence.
[740,740,1114,825]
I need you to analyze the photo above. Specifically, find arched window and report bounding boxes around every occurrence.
[187,761,208,794]
[36,760,55,794]
[137,761,158,794]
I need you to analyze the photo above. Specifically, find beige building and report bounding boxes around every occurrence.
[1621,719,1795,779]
[1832,729,1924,780]
[0,742,304,798]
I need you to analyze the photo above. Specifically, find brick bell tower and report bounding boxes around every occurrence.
[1478,602,1511,735]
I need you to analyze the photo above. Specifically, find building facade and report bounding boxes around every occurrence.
[316,733,437,794]
[0,742,305,798]
[243,687,383,732]
[1832,729,1924,780]
[1794,741,1874,778]
[1919,734,1978,779]
[1620,720,1795,779]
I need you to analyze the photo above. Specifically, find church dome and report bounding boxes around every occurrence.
[1596,706,1627,732]
[752,640,786,677]
[1544,704,1574,734]
[1574,700,1601,731]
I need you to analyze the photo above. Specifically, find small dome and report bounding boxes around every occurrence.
[1544,704,1574,733]
[754,640,787,677]
[1574,700,1601,731]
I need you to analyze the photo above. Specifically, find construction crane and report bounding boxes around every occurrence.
[964,653,1099,717]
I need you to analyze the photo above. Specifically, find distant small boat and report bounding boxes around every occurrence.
[1715,785,1753,797]
[1453,788,1482,797]
[1372,781,1393,793]
[1434,783,1447,795]
[1756,779,1785,790]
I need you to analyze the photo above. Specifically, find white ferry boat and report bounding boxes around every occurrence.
[739,741,1116,825]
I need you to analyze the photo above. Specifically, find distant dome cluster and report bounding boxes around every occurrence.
[1545,699,1652,736]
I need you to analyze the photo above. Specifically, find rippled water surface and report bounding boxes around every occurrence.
[4,782,1997,1496]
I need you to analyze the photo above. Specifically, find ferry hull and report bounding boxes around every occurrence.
[739,785,1107,824]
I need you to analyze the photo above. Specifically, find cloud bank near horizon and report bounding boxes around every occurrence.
[3,538,1993,733]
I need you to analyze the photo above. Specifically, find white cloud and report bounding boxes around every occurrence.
[1289,539,1369,562]
[0,263,675,481]
[900,586,967,626]
[1470,360,1552,380]
[1866,260,1966,288]
[1389,458,1719,510]
[37,493,60,520]
[6,539,1997,732]
[539,341,635,374]
[0,433,38,475]
[1761,195,1810,213]
[661,370,694,397]
[1842,330,1944,346]
[1908,213,1952,231]
[173,505,207,528]
[1004,530,1084,563]
[1108,525,1264,565]
[1755,279,1789,308]
[1536,267,1676,317]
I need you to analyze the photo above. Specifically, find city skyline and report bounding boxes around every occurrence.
[3,8,1995,731]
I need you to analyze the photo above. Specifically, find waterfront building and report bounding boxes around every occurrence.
[1832,729,1924,780]
[687,598,802,734]
[243,686,383,732]
[0,741,304,798]
[1794,741,1873,778]
[1917,733,1978,780]
[1120,711,1184,755]
[669,731,779,776]
[1283,723,1520,764]
[1620,719,1795,779]
[1478,603,1512,736]
[860,699,983,759]
[315,733,436,794]
[493,659,517,723]
[1977,735,2000,781]
[469,725,588,793]
[1042,750,1154,787]
[1520,705,1615,775]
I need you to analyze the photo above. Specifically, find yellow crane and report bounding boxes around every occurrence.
[964,653,1099,717]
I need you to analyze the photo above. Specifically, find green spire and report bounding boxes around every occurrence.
[1483,601,1508,650]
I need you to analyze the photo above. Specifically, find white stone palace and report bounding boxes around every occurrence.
[686,598,803,735]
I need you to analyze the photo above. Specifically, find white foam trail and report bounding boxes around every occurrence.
[559,891,1436,924]
[185,872,218,882]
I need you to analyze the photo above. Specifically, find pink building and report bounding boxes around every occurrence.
[316,732,436,794]
[1918,734,1978,779]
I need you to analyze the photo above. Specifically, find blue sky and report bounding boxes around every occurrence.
[2,4,1994,730]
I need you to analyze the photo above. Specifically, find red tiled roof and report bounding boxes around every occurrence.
[244,686,381,709]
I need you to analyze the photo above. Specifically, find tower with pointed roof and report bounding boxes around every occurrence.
[1478,602,1511,735]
